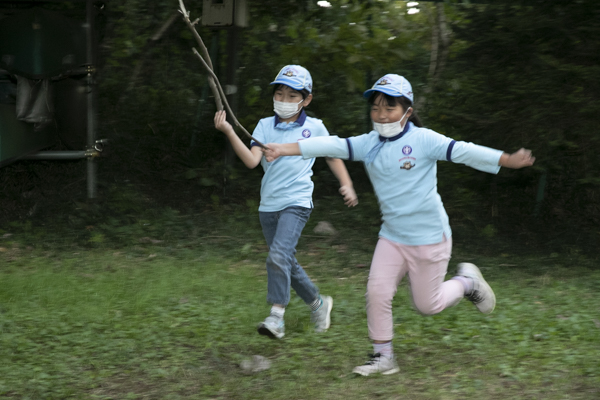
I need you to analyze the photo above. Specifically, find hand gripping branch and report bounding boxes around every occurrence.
[178,0,267,149]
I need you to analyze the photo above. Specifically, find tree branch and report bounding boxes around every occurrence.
[433,3,451,85]
[191,48,264,147]
[418,3,452,112]
[117,12,180,105]
[178,0,266,148]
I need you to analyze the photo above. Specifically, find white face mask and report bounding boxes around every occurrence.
[373,108,412,138]
[273,99,303,119]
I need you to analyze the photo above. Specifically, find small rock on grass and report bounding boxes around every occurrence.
[314,221,336,235]
[240,355,271,374]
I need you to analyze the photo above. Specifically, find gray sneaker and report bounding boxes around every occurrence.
[352,353,400,376]
[311,295,333,333]
[257,315,285,339]
[457,262,496,314]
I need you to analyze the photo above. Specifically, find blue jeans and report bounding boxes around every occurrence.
[259,206,319,307]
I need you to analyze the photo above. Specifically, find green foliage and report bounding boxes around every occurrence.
[1,0,599,263]
[80,0,598,252]
[428,0,600,251]
[239,0,433,136]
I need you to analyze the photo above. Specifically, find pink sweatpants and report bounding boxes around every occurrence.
[366,236,465,341]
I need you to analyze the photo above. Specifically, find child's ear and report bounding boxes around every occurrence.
[302,94,313,107]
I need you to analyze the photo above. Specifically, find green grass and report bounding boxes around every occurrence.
[0,191,599,399]
[1,242,599,399]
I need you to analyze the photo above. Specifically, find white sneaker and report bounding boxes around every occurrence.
[352,353,400,376]
[311,295,333,333]
[457,262,496,314]
[257,315,285,339]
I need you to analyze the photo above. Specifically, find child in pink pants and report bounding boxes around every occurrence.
[366,236,463,342]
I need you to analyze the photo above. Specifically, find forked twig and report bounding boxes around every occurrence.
[178,0,267,148]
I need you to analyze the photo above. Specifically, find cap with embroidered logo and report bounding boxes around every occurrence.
[363,74,414,103]
[270,65,313,93]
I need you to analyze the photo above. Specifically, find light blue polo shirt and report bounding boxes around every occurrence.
[251,110,330,212]
[298,122,504,245]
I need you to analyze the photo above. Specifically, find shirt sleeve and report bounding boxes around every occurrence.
[421,128,503,174]
[313,119,330,138]
[346,132,380,162]
[298,136,351,159]
[449,141,503,174]
[250,119,267,148]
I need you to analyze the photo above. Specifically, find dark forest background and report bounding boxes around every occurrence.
[1,0,599,255]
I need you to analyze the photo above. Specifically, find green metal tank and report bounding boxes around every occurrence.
[0,6,87,166]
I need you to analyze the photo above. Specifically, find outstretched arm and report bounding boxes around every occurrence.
[214,110,263,169]
[325,158,358,207]
[499,148,535,169]
[263,142,301,162]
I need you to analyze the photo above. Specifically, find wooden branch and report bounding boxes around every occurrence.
[191,49,266,148]
[117,12,179,105]
[178,0,223,111]
[418,3,452,112]
[178,0,266,148]
[434,2,451,84]
[427,8,440,82]
[151,12,179,41]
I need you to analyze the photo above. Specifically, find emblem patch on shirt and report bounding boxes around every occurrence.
[302,129,311,138]
[400,161,415,170]
[402,145,412,155]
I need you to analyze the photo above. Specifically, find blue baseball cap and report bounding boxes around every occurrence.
[270,65,313,93]
[363,74,414,102]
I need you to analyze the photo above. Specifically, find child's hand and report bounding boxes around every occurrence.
[214,110,233,133]
[263,143,283,162]
[501,148,536,169]
[340,185,358,207]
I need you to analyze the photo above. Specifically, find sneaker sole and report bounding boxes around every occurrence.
[317,296,333,332]
[257,323,284,339]
[458,262,496,314]
[352,366,400,376]
[382,366,400,375]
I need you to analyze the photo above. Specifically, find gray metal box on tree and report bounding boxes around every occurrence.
[202,0,248,28]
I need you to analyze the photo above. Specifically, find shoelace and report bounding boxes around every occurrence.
[467,290,483,304]
[363,353,382,365]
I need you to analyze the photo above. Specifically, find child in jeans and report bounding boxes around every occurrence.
[214,65,357,339]
[263,73,535,371]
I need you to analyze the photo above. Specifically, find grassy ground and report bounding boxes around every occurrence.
[0,186,599,399]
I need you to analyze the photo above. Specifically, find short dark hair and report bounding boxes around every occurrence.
[368,92,423,127]
[273,84,311,100]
